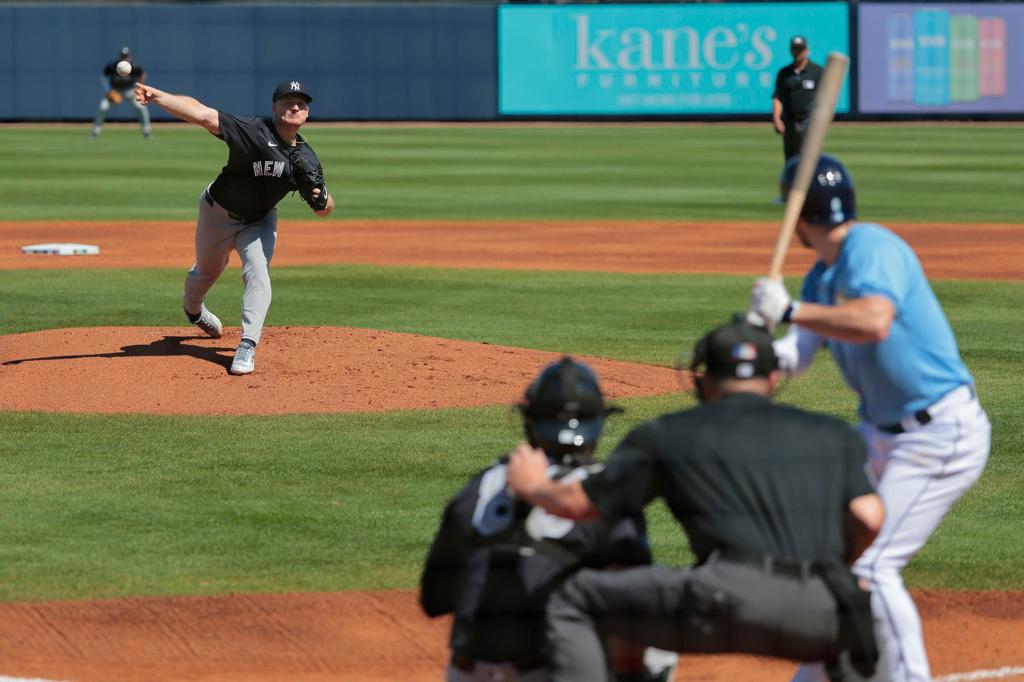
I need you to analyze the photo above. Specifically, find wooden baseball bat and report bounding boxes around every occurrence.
[767,51,850,281]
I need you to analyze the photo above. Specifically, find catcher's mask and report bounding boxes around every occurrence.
[518,357,622,464]
[780,154,857,227]
[690,316,778,403]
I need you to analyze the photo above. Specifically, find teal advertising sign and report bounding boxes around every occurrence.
[499,3,850,114]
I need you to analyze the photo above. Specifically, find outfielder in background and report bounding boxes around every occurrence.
[91,47,151,139]
[421,357,677,682]
[135,79,334,375]
[749,155,991,682]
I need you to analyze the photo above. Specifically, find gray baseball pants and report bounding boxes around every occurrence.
[183,189,277,345]
[546,557,888,682]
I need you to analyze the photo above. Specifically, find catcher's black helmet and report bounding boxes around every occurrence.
[519,357,620,458]
[780,154,857,226]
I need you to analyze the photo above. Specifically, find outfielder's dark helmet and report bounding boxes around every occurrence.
[519,357,620,456]
[780,154,857,226]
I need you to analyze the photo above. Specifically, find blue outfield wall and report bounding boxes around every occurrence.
[0,4,497,121]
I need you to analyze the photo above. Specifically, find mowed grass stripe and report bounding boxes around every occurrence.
[0,264,1019,362]
[13,124,1024,222]
[0,266,1021,600]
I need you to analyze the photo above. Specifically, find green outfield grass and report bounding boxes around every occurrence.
[1,265,1021,600]
[11,123,1024,222]
[3,122,1021,603]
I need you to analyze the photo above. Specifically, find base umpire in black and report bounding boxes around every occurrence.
[421,357,677,682]
[773,36,824,160]
[508,318,888,682]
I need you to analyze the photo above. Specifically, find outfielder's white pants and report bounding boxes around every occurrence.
[92,90,152,134]
[793,385,991,682]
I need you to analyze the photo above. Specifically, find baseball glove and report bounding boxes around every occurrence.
[290,152,328,211]
[107,90,123,105]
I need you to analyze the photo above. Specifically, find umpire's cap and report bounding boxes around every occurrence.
[272,80,313,104]
[519,357,621,450]
[691,317,778,379]
[780,154,857,227]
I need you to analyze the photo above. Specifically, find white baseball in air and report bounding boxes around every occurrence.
[116,60,132,76]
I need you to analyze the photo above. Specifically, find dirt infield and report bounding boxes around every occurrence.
[2,219,1022,681]
[2,219,1021,279]
[0,589,1021,682]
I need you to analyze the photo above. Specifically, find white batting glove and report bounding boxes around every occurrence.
[749,277,797,332]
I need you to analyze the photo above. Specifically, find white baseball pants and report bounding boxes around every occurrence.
[794,385,990,682]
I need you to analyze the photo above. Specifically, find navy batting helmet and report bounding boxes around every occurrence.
[780,154,857,226]
[519,357,621,459]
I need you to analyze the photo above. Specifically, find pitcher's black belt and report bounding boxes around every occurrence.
[878,408,933,435]
[450,653,544,673]
[203,190,249,224]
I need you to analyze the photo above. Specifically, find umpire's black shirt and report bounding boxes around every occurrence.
[582,393,874,564]
[773,61,824,121]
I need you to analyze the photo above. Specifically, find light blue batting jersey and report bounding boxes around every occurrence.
[800,223,972,426]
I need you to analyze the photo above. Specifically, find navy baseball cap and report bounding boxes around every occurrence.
[272,80,313,104]
[790,35,808,50]
[691,317,778,379]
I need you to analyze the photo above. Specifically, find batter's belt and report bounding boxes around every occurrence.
[875,384,976,434]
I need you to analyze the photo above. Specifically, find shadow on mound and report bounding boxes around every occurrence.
[3,335,233,370]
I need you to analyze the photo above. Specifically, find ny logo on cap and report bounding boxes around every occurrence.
[290,81,301,90]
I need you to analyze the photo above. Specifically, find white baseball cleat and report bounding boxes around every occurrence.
[189,305,223,339]
[230,341,256,375]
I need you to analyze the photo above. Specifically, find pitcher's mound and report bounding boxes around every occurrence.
[0,326,685,416]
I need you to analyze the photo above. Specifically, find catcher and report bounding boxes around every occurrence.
[421,357,678,682]
[135,78,334,375]
[91,47,151,139]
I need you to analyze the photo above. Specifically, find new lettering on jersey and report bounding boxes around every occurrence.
[252,161,285,178]
[208,112,325,223]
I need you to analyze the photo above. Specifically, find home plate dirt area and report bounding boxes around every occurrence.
[1,219,1022,681]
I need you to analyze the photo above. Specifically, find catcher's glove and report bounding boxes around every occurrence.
[290,152,329,211]
[107,90,123,105]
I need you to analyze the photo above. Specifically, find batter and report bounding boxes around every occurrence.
[134,79,335,375]
[749,154,991,682]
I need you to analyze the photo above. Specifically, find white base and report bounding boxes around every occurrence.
[21,242,100,256]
